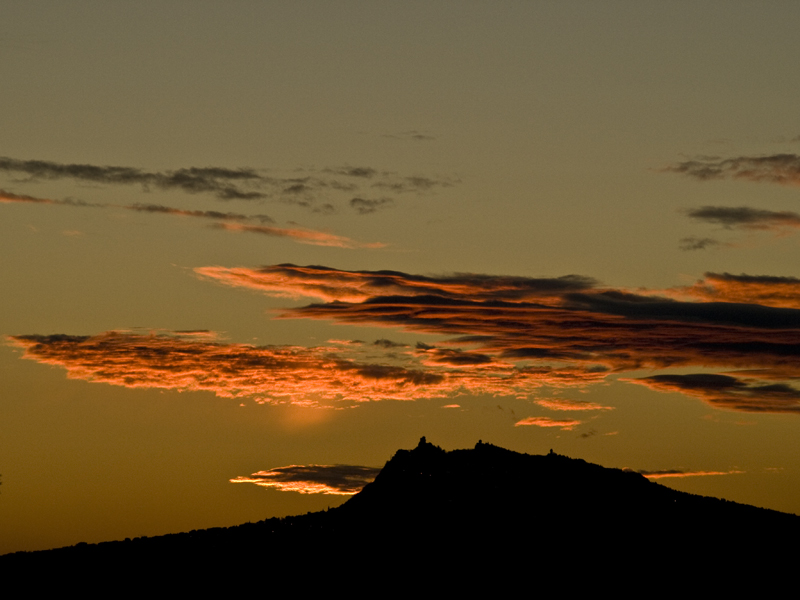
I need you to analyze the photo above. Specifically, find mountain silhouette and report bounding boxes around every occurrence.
[4,438,798,580]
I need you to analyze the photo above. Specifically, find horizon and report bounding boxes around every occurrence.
[4,2,800,555]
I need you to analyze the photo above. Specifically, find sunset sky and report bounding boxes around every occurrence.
[4,2,800,554]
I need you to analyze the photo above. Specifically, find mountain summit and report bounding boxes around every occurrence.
[4,438,798,576]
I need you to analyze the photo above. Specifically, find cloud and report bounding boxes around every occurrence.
[1,189,380,249]
[636,468,744,480]
[627,373,800,413]
[125,203,274,224]
[515,417,582,430]
[230,464,380,495]
[0,156,458,217]
[373,339,408,349]
[210,222,385,249]
[1,191,274,222]
[194,263,597,303]
[371,175,454,193]
[415,345,499,367]
[0,157,267,200]
[685,206,800,231]
[665,153,800,186]
[534,398,614,411]
[0,189,96,207]
[192,263,800,413]
[8,331,576,405]
[18,261,800,414]
[1,189,56,204]
[350,197,394,214]
[325,167,378,178]
[668,272,800,309]
[381,130,436,142]
[679,236,722,251]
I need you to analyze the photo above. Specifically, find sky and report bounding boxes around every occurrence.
[4,1,800,554]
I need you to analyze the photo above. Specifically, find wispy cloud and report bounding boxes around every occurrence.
[126,203,274,224]
[350,197,394,215]
[1,189,97,207]
[230,464,380,495]
[324,166,378,178]
[534,398,614,411]
[0,157,266,200]
[381,130,437,142]
[2,189,381,249]
[635,468,744,479]
[665,153,800,186]
[371,175,454,194]
[211,222,384,249]
[515,416,582,430]
[679,236,723,251]
[685,206,800,231]
[0,155,456,213]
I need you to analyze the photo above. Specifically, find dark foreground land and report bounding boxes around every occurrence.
[4,438,798,580]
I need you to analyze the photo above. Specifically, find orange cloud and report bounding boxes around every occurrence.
[515,417,582,430]
[192,263,800,413]
[194,263,595,303]
[667,272,800,309]
[230,464,380,495]
[211,222,384,249]
[0,189,96,207]
[9,331,588,406]
[637,469,744,480]
[534,398,614,411]
[1,189,54,204]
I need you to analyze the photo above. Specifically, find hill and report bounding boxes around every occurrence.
[3,437,798,577]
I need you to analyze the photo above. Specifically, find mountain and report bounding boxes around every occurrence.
[4,438,798,579]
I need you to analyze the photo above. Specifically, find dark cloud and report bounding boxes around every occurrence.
[313,203,337,215]
[282,182,310,195]
[373,339,408,349]
[350,197,394,214]
[665,153,800,186]
[125,203,274,223]
[630,373,800,413]
[230,464,381,495]
[685,206,800,230]
[563,290,800,329]
[326,167,378,178]
[679,236,722,251]
[0,156,458,216]
[372,176,454,193]
[0,157,267,200]
[415,345,497,367]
